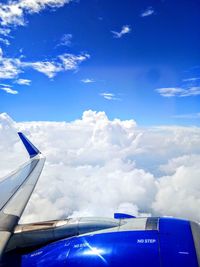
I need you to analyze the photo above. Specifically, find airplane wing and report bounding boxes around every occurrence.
[0,132,45,259]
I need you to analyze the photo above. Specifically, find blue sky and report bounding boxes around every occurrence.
[0,0,200,125]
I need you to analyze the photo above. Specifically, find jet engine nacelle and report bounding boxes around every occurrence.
[6,217,200,267]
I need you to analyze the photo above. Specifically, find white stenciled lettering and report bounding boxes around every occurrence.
[137,239,145,243]
[73,243,87,249]
[137,239,156,244]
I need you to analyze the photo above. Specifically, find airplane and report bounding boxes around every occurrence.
[0,132,200,266]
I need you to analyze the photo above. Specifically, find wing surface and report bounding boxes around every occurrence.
[0,133,45,258]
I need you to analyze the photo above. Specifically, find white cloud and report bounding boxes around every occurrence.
[81,78,95,83]
[159,154,200,175]
[0,48,90,80]
[25,53,90,78]
[0,0,72,27]
[141,7,155,17]
[0,83,11,87]
[57,33,72,47]
[156,87,200,97]
[0,28,11,36]
[24,61,62,78]
[111,25,131,39]
[15,78,31,85]
[183,77,200,82]
[1,111,200,223]
[0,48,22,79]
[153,162,200,220]
[0,37,10,46]
[173,113,200,119]
[100,92,120,100]
[59,53,90,71]
[0,86,18,94]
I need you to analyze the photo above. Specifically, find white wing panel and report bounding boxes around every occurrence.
[0,133,45,259]
[3,155,45,217]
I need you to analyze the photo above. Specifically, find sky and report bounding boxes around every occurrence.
[0,0,200,125]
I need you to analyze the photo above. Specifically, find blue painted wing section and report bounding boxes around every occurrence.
[159,217,198,267]
[18,132,40,158]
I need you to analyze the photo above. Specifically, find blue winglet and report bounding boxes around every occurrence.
[18,132,41,158]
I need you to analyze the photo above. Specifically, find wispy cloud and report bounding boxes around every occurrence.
[0,48,22,79]
[183,77,200,82]
[111,25,131,39]
[141,7,155,17]
[0,0,72,27]
[0,28,11,36]
[100,92,121,101]
[81,78,95,83]
[15,78,31,85]
[173,113,200,119]
[59,53,90,71]
[0,86,18,94]
[0,83,11,87]
[0,48,90,80]
[24,61,63,78]
[57,33,72,47]
[156,87,200,97]
[0,37,10,46]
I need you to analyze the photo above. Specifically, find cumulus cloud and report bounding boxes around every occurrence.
[0,111,200,223]
[141,7,155,17]
[156,87,200,97]
[153,163,200,220]
[111,25,131,39]
[0,0,72,27]
[0,48,90,81]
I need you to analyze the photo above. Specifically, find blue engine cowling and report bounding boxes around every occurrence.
[5,217,200,267]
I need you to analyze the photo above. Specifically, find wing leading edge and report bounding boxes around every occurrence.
[0,133,45,259]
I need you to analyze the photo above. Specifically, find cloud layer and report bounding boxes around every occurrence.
[0,111,200,223]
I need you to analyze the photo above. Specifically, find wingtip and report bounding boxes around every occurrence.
[18,132,41,158]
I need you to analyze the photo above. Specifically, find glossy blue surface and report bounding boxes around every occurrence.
[6,217,199,267]
[18,132,40,158]
[159,218,198,267]
[114,213,136,219]
[21,230,160,267]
